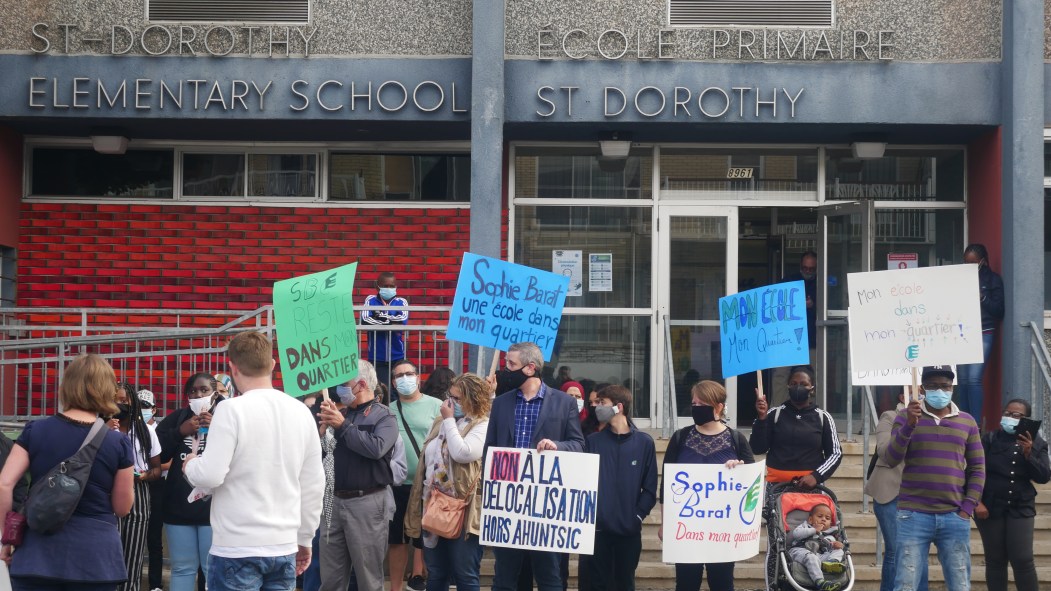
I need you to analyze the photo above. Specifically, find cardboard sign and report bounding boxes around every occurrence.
[719,281,810,377]
[480,448,598,555]
[446,253,570,360]
[272,263,359,396]
[847,264,983,371]
[852,364,958,386]
[661,461,766,563]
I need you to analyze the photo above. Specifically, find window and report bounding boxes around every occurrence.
[30,148,174,198]
[0,247,14,308]
[148,0,309,23]
[328,154,469,202]
[181,152,317,198]
[515,148,652,200]
[826,148,965,202]
[669,0,834,27]
[660,148,817,200]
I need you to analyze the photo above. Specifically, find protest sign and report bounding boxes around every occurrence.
[480,447,598,555]
[719,281,810,378]
[847,264,982,372]
[662,461,766,563]
[446,253,570,361]
[852,364,957,386]
[272,263,359,397]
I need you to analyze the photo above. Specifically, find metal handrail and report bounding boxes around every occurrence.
[1024,321,1051,439]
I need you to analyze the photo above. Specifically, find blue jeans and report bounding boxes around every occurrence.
[423,535,482,591]
[492,547,561,591]
[894,510,971,591]
[956,331,995,427]
[873,500,927,591]
[166,525,212,591]
[208,554,295,591]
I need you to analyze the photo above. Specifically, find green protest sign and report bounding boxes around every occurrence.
[273,263,359,396]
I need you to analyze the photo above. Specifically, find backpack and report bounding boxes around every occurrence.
[23,419,108,534]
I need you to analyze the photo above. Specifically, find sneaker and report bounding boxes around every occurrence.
[407,575,426,591]
[816,579,842,591]
[821,561,845,574]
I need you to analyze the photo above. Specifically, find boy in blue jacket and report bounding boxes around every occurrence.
[585,385,658,591]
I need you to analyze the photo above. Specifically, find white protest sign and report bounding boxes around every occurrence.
[847,265,983,372]
[852,364,958,386]
[480,448,598,555]
[661,461,766,564]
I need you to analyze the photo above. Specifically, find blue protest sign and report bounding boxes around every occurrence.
[719,281,810,377]
[447,253,570,361]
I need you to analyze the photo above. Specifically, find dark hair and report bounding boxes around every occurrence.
[377,272,396,284]
[787,365,815,385]
[119,381,153,466]
[392,359,416,373]
[579,379,596,398]
[184,372,217,396]
[421,367,455,401]
[1005,398,1032,417]
[800,250,817,262]
[598,384,633,421]
[375,383,389,404]
[964,243,988,261]
[809,504,832,517]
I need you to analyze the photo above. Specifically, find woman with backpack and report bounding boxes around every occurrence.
[0,354,135,590]
[658,380,755,591]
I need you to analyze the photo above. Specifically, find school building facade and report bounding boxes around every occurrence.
[0,0,1047,429]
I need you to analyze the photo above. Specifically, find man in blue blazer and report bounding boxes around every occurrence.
[483,342,585,591]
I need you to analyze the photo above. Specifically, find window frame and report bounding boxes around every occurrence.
[145,0,312,26]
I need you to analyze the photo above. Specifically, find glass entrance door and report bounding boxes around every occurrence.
[657,206,738,428]
[817,202,874,425]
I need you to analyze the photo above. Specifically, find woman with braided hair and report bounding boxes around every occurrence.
[114,381,162,591]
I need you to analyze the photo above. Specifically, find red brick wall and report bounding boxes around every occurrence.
[15,202,471,410]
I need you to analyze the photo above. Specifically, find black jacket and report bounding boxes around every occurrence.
[749,403,842,482]
[977,265,1005,331]
[980,429,1051,518]
[660,424,754,504]
[585,425,658,535]
[332,399,398,491]
[156,407,211,525]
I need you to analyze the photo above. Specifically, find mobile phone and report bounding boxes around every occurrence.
[1017,417,1042,439]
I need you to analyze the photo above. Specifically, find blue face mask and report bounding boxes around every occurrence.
[335,385,355,404]
[141,409,154,423]
[1001,416,1019,434]
[923,389,953,410]
[379,287,397,301]
[453,401,465,419]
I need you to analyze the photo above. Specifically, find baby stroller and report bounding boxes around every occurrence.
[764,482,855,591]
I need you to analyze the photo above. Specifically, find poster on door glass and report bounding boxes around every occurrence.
[552,250,583,297]
[588,253,613,292]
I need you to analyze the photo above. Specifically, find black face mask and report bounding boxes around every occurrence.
[114,403,131,421]
[788,386,812,404]
[495,368,531,393]
[692,405,716,426]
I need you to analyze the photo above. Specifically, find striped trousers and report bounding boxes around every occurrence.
[118,479,152,591]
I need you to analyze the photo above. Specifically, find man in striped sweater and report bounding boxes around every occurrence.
[885,365,985,591]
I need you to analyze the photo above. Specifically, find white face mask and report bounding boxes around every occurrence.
[188,397,211,415]
[576,399,585,413]
[395,375,418,396]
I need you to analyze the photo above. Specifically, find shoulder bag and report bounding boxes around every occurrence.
[420,420,482,539]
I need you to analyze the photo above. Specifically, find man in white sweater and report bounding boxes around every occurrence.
[184,331,325,591]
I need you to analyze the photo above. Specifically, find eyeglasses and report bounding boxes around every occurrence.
[393,371,416,379]
[1003,411,1026,419]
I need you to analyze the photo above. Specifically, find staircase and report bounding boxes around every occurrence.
[482,432,1051,590]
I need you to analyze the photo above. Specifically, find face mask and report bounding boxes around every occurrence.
[379,287,397,301]
[141,409,154,423]
[594,404,619,423]
[453,401,465,419]
[576,399,585,413]
[800,271,816,281]
[923,389,953,410]
[395,375,418,396]
[114,404,131,421]
[692,405,716,426]
[495,368,531,392]
[188,397,211,415]
[335,385,355,404]
[788,386,812,404]
[1001,416,1019,435]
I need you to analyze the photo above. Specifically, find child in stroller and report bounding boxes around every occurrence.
[788,504,845,591]
[765,482,854,591]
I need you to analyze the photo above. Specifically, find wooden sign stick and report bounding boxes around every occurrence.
[910,367,919,402]
[489,349,501,377]
[756,369,765,400]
